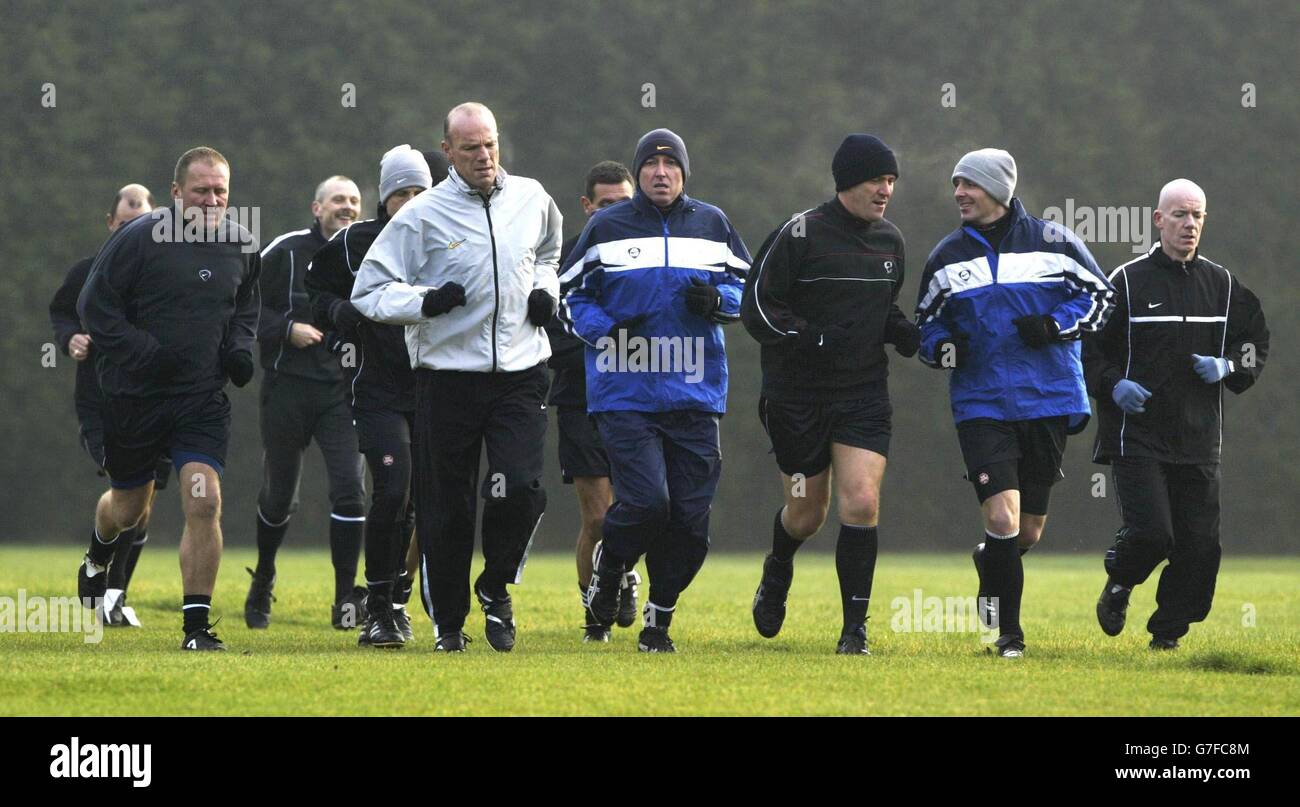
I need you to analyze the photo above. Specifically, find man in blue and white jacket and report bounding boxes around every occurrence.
[915,148,1113,657]
[559,128,750,653]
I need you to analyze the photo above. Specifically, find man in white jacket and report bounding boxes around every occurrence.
[352,102,562,653]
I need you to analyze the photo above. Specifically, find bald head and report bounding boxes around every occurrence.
[107,183,155,232]
[442,102,501,193]
[1154,178,1208,261]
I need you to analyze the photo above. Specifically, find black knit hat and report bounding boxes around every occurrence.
[633,128,690,182]
[832,134,899,191]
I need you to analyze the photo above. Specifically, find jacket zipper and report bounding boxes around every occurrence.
[483,196,500,372]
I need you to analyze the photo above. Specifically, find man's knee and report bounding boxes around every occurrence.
[983,495,1019,536]
[184,489,222,521]
[783,498,827,539]
[836,488,880,527]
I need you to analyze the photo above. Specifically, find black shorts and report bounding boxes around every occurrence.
[955,416,1067,513]
[79,408,173,488]
[353,407,414,454]
[759,389,892,477]
[102,390,231,489]
[556,406,609,483]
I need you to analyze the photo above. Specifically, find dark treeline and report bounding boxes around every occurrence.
[4,0,1295,551]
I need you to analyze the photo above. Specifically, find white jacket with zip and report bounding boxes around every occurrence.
[352,166,562,372]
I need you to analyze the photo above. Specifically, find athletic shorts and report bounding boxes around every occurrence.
[102,389,231,488]
[353,407,414,454]
[556,406,610,483]
[759,389,892,477]
[955,415,1067,513]
[79,408,173,488]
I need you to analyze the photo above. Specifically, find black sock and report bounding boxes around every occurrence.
[981,531,1023,640]
[330,514,364,602]
[771,507,804,562]
[86,526,118,567]
[182,594,212,634]
[643,600,674,630]
[367,578,394,604]
[255,510,290,578]
[107,526,138,589]
[836,523,878,630]
[1019,545,1031,556]
[121,531,147,591]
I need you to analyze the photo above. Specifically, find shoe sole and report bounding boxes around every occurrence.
[1096,601,1125,637]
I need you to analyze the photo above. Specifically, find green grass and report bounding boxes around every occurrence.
[1,547,1297,716]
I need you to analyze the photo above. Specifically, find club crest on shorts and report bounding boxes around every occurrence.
[978,472,990,485]
[382,454,395,466]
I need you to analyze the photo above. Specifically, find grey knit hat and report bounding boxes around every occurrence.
[379,144,433,203]
[952,148,1017,207]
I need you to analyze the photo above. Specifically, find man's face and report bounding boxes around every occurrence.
[841,175,896,222]
[108,191,152,232]
[638,155,684,209]
[384,185,425,218]
[580,180,633,217]
[953,177,1003,225]
[1154,192,1206,259]
[443,113,500,193]
[172,160,230,230]
[313,179,362,238]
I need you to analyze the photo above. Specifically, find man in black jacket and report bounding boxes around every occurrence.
[1086,178,1268,650]
[305,145,440,647]
[50,184,157,627]
[543,160,640,643]
[76,146,260,651]
[245,175,368,631]
[740,134,919,654]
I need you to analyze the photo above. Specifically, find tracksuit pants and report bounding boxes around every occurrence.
[1104,457,1222,639]
[413,365,548,633]
[594,410,722,613]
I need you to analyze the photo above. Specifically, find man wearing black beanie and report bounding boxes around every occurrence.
[740,134,917,654]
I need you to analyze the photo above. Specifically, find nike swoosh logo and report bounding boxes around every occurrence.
[851,596,870,602]
[448,239,464,249]
[1147,302,1163,308]
[656,145,672,150]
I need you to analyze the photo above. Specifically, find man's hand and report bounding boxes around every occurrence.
[607,313,649,339]
[421,282,467,318]
[322,331,351,355]
[330,300,365,331]
[885,319,921,358]
[223,352,255,388]
[1112,379,1152,414]
[684,279,721,318]
[68,333,92,362]
[932,333,970,368]
[792,321,853,352]
[527,289,556,326]
[1191,354,1231,384]
[289,322,324,348]
[1012,314,1060,349]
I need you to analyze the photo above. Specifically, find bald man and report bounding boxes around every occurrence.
[1085,179,1269,650]
[50,184,158,626]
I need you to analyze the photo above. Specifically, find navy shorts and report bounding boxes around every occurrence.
[79,408,174,488]
[759,389,892,477]
[556,406,610,483]
[955,416,1067,513]
[102,390,230,488]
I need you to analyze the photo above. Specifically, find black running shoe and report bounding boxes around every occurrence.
[637,626,676,653]
[836,624,870,655]
[434,630,471,652]
[332,586,369,630]
[991,635,1025,658]
[474,578,516,652]
[616,569,641,629]
[181,626,226,651]
[752,553,794,639]
[392,605,414,642]
[78,554,108,610]
[360,599,405,649]
[1149,636,1180,651]
[1096,578,1132,637]
[243,567,276,629]
[102,590,140,627]
[586,544,623,628]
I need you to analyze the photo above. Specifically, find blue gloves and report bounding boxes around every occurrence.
[1191,354,1231,384]
[1112,379,1152,414]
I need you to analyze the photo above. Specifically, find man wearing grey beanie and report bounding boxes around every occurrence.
[915,148,1114,658]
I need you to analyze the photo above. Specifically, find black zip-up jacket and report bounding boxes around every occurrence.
[305,209,415,413]
[544,235,587,407]
[740,197,909,402]
[50,256,105,417]
[1084,243,1268,464]
[257,222,344,382]
[77,207,261,398]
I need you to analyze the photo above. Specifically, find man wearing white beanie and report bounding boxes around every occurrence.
[915,148,1114,658]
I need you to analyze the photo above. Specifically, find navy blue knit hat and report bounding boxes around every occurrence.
[633,128,690,182]
[832,134,899,191]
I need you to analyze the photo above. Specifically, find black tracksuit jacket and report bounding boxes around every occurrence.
[1083,243,1268,464]
[544,235,587,408]
[77,207,261,398]
[740,197,909,402]
[257,221,344,382]
[49,256,104,417]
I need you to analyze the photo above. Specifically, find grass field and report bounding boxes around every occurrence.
[1,547,1297,716]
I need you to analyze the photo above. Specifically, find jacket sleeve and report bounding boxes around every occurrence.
[1082,266,1129,399]
[76,226,164,374]
[532,195,562,300]
[558,217,616,347]
[257,241,296,348]
[740,216,809,344]
[222,249,261,360]
[352,214,434,325]
[50,258,92,354]
[1223,274,1268,394]
[915,251,956,367]
[885,237,911,337]
[1050,234,1115,339]
[710,215,750,325]
[305,231,359,331]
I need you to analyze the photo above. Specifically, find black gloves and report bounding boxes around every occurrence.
[422,282,467,317]
[932,333,970,368]
[792,322,853,352]
[330,300,365,331]
[885,319,921,358]
[527,289,556,326]
[607,313,649,339]
[684,279,721,317]
[223,351,255,388]
[1013,314,1060,349]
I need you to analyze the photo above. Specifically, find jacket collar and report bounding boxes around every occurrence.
[1151,241,1201,272]
[632,187,690,218]
[825,196,874,230]
[446,164,509,198]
